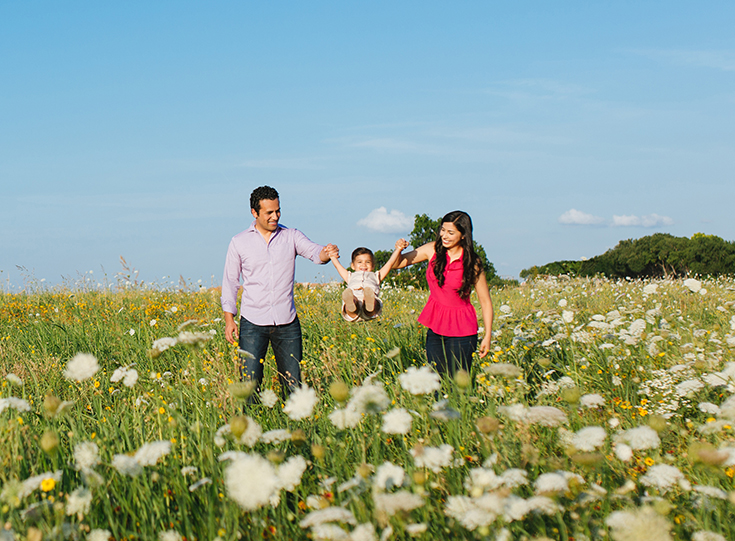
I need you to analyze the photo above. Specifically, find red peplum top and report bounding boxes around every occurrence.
[417,253,478,337]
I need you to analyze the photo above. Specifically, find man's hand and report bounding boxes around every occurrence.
[224,312,239,345]
[321,244,339,262]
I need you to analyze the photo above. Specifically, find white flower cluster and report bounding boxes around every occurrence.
[63,353,100,381]
[112,440,172,477]
[223,453,306,510]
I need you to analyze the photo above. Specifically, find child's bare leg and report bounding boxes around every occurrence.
[342,289,359,319]
[363,288,376,314]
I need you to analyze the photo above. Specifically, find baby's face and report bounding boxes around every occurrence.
[352,254,374,272]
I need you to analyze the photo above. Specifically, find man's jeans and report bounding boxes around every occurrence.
[238,316,302,395]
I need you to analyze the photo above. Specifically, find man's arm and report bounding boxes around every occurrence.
[221,239,242,345]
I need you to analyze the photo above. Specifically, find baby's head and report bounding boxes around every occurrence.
[351,247,375,272]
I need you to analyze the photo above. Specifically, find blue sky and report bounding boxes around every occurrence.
[2,1,734,289]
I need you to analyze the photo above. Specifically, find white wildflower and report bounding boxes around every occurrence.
[640,464,690,492]
[698,402,720,415]
[373,462,405,491]
[111,455,143,477]
[260,389,278,408]
[283,385,319,420]
[329,407,362,429]
[5,373,22,386]
[570,426,607,451]
[276,455,307,492]
[159,530,182,541]
[348,382,390,414]
[398,365,441,395]
[63,353,100,381]
[605,506,672,541]
[299,507,357,528]
[525,406,568,427]
[684,278,702,293]
[381,408,412,435]
[562,310,574,324]
[614,443,633,462]
[151,337,177,355]
[188,478,211,492]
[411,444,454,473]
[485,363,522,378]
[0,397,31,414]
[111,365,139,388]
[224,453,280,510]
[261,429,292,445]
[580,393,605,409]
[373,490,424,516]
[73,442,100,471]
[65,486,92,517]
[88,530,111,541]
[616,426,660,450]
[692,485,727,499]
[692,531,726,541]
[181,466,197,476]
[134,440,172,466]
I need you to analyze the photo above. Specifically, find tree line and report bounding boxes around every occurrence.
[520,233,735,280]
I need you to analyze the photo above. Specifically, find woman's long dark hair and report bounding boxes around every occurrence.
[433,211,481,300]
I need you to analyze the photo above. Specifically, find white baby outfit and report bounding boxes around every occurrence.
[342,270,382,322]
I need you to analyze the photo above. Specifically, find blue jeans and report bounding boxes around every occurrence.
[425,328,477,377]
[238,316,302,395]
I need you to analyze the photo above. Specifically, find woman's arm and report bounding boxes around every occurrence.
[474,271,494,358]
[377,238,409,281]
[392,242,435,269]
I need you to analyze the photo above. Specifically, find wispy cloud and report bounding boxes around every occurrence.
[628,49,735,71]
[559,209,674,228]
[559,209,605,226]
[611,214,674,227]
[357,207,414,233]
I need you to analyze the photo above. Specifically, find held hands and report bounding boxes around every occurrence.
[395,238,409,251]
[322,244,339,262]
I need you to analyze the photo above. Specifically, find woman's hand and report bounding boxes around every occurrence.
[479,333,492,358]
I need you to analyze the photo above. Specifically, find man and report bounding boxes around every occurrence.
[221,185,336,395]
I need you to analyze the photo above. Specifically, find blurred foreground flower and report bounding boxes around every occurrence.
[399,365,441,395]
[605,506,672,541]
[284,385,319,421]
[63,353,99,381]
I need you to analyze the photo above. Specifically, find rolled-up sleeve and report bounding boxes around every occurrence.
[221,238,241,315]
[293,230,326,264]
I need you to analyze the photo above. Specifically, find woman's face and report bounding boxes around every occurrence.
[439,221,463,250]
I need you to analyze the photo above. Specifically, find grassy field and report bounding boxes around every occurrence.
[1,276,735,541]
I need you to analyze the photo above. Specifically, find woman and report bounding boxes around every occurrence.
[395,211,494,376]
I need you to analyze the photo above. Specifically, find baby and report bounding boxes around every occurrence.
[328,239,409,322]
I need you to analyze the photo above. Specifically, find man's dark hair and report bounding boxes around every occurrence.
[351,247,375,265]
[250,186,280,212]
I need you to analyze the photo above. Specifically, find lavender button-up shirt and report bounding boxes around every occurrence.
[221,221,326,326]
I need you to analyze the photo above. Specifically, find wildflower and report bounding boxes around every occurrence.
[350,523,377,541]
[381,408,412,435]
[134,440,172,466]
[411,444,454,473]
[329,407,362,429]
[692,485,727,499]
[405,523,427,536]
[580,393,606,409]
[568,426,607,452]
[614,443,633,461]
[299,507,358,528]
[63,353,100,381]
[373,462,405,491]
[149,319,157,326]
[40,431,60,455]
[373,490,424,516]
[398,365,441,395]
[181,466,198,476]
[692,532,726,541]
[684,278,702,293]
[73,442,100,470]
[616,426,660,450]
[188,478,212,492]
[88,530,111,541]
[261,429,292,444]
[223,453,280,510]
[112,455,143,477]
[276,455,307,492]
[484,363,522,378]
[5,373,22,386]
[640,464,691,492]
[643,284,659,295]
[111,365,139,388]
[534,472,571,494]
[65,487,92,518]
[151,337,177,357]
[349,381,390,414]
[444,495,501,530]
[562,310,574,324]
[605,506,672,541]
[128,328,136,336]
[260,389,278,408]
[524,406,568,427]
[0,397,31,414]
[159,530,182,541]
[698,402,720,415]
[283,385,319,420]
[19,471,62,498]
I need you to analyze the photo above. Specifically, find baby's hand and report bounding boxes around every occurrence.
[395,238,409,251]
[326,244,340,259]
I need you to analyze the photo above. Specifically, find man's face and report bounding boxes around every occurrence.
[252,198,281,233]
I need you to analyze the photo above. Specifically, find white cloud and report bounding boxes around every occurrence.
[611,214,674,227]
[558,209,604,226]
[357,207,414,233]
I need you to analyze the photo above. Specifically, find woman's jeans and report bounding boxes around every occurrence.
[425,328,477,377]
[238,316,302,396]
